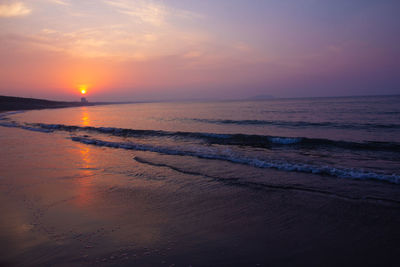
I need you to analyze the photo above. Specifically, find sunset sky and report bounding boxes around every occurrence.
[0,0,399,101]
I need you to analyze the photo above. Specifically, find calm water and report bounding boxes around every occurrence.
[1,95,400,186]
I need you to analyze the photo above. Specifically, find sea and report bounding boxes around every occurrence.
[1,95,400,265]
[2,95,399,184]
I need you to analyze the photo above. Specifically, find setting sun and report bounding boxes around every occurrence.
[79,85,87,95]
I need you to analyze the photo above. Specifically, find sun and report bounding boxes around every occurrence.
[79,85,87,95]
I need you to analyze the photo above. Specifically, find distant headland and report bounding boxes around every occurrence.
[0,95,131,112]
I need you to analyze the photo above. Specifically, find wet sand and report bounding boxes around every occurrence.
[0,126,399,266]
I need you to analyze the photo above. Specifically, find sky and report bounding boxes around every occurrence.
[0,0,399,101]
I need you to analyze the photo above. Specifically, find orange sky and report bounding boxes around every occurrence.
[0,0,399,101]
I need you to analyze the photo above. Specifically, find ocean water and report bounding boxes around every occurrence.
[2,95,400,186]
[1,95,400,265]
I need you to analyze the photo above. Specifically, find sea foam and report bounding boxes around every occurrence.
[70,136,400,184]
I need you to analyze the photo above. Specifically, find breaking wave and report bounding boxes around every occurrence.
[1,118,399,184]
[70,136,400,184]
[34,123,400,152]
[2,122,400,152]
[133,156,400,204]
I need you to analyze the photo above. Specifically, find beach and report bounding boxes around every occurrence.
[0,125,399,266]
[0,97,399,266]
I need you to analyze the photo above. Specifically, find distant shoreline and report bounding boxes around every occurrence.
[0,95,131,113]
[1,95,399,113]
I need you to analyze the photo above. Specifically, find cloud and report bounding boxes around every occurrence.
[104,0,167,26]
[0,2,31,17]
[0,1,213,64]
[103,0,201,27]
[47,0,69,5]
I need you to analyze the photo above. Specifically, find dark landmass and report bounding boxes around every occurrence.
[0,95,130,112]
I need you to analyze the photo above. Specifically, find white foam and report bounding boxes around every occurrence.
[70,136,400,184]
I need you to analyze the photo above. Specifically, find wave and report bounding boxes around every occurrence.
[70,136,400,184]
[134,156,400,204]
[1,121,399,184]
[182,118,400,130]
[4,122,400,152]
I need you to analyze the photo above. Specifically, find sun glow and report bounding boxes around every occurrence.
[79,85,87,95]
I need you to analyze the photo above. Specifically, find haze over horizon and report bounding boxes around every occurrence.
[1,0,399,102]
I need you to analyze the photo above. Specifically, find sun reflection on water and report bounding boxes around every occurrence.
[81,107,90,126]
[74,143,95,207]
[73,107,96,207]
